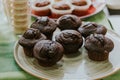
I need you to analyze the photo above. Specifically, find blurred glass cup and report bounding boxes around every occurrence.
[2,0,31,34]
[0,0,16,54]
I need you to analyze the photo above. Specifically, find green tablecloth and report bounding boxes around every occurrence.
[0,11,119,80]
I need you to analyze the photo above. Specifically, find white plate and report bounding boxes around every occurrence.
[31,0,106,19]
[14,30,120,80]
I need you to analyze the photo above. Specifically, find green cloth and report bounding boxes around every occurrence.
[0,11,118,80]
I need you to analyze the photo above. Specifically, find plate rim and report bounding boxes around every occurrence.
[14,42,49,80]
[80,0,106,19]
[14,30,120,80]
[31,0,106,19]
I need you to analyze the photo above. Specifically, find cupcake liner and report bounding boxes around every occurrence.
[51,13,72,19]
[88,51,109,61]
[71,0,92,11]
[71,0,92,16]
[72,9,89,16]
[31,0,51,16]
[50,6,73,15]
[37,58,57,67]
[23,47,34,57]
[50,1,74,18]
[32,9,51,16]
[50,2,74,14]
[64,45,81,54]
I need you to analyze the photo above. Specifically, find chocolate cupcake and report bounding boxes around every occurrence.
[31,17,57,40]
[55,30,83,55]
[50,1,74,18]
[19,28,46,57]
[71,0,92,16]
[78,22,107,38]
[57,15,82,30]
[31,0,51,16]
[85,34,114,61]
[33,40,64,67]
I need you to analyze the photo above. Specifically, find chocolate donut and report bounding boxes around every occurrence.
[33,40,64,67]
[85,34,114,61]
[19,28,46,57]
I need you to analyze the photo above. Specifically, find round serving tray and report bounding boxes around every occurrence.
[14,30,120,80]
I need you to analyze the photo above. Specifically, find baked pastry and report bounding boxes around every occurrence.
[78,22,107,38]
[50,1,74,18]
[71,0,92,16]
[85,34,114,61]
[57,15,82,30]
[31,0,51,16]
[19,28,46,57]
[33,40,64,67]
[31,16,57,40]
[55,30,83,55]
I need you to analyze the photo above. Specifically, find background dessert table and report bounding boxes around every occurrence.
[0,11,119,80]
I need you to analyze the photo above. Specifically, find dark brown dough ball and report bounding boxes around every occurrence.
[19,28,46,57]
[55,30,83,55]
[31,17,57,40]
[78,22,107,38]
[85,34,114,61]
[57,15,82,30]
[34,40,64,67]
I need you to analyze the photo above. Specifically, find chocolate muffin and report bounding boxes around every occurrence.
[33,40,64,67]
[55,30,83,55]
[78,22,107,38]
[19,28,46,57]
[31,17,57,40]
[85,34,114,61]
[57,15,82,30]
